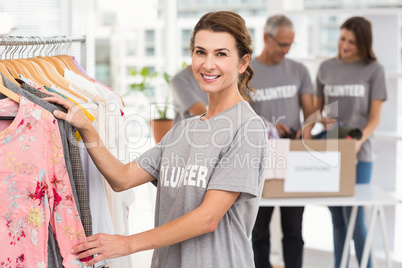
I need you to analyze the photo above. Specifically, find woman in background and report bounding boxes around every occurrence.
[315,16,387,268]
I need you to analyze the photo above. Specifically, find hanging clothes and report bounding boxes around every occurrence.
[2,76,81,268]
[0,36,132,268]
[0,95,91,267]
[63,67,118,268]
[3,75,93,236]
[63,66,135,268]
[2,75,92,267]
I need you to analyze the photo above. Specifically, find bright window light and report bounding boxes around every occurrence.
[0,12,13,35]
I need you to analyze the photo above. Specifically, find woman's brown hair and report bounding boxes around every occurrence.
[190,11,254,101]
[338,16,377,64]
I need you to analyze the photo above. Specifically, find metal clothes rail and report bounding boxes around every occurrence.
[0,35,87,69]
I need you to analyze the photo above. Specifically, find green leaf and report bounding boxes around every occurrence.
[163,72,171,84]
[130,82,146,92]
[127,66,173,120]
[140,66,150,77]
[128,68,138,76]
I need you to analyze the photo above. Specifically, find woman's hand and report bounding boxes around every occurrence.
[73,233,132,266]
[295,128,312,139]
[321,117,338,131]
[355,139,364,153]
[275,122,291,138]
[44,93,91,131]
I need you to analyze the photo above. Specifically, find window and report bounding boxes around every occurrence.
[177,0,193,6]
[145,66,156,75]
[1,0,68,35]
[95,39,111,85]
[0,0,94,75]
[145,30,155,56]
[102,11,117,26]
[145,30,155,43]
[248,28,255,42]
[181,29,192,56]
[126,39,137,56]
[146,47,155,56]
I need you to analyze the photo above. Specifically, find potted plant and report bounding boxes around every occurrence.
[127,66,173,143]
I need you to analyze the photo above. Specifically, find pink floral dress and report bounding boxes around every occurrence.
[0,97,90,268]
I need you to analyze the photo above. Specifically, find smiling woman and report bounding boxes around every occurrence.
[191,30,247,106]
[190,11,255,104]
[45,11,268,268]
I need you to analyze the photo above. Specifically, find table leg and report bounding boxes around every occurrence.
[341,205,358,268]
[379,206,392,268]
[361,205,378,268]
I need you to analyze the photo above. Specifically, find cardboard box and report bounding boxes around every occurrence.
[262,139,356,198]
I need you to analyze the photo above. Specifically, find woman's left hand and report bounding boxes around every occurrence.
[73,233,131,266]
[355,139,364,153]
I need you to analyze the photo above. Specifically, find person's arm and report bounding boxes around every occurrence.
[298,93,315,139]
[275,122,291,138]
[355,99,383,152]
[171,66,207,118]
[72,189,241,266]
[314,64,338,131]
[315,96,337,130]
[188,101,207,116]
[44,94,155,191]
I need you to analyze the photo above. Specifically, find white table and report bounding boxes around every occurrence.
[259,184,397,268]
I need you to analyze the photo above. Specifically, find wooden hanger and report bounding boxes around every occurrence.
[0,60,20,78]
[44,56,67,76]
[15,58,52,88]
[0,73,20,103]
[54,37,94,82]
[30,57,69,88]
[54,38,82,74]
[58,55,83,74]
[55,38,92,79]
[6,59,43,87]
[29,57,88,101]
[0,62,21,87]
[28,61,54,87]
[43,37,70,76]
[38,38,96,101]
[0,37,40,87]
[0,37,19,79]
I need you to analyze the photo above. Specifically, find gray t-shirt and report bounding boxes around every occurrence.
[249,58,314,130]
[316,58,387,161]
[171,67,208,124]
[137,101,268,268]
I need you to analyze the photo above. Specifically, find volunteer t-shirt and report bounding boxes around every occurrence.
[316,57,387,161]
[249,58,314,130]
[171,67,208,124]
[137,101,268,268]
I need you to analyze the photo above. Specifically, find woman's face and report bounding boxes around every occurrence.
[191,30,249,97]
[338,28,360,62]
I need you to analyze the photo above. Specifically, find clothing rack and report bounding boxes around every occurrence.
[0,35,87,69]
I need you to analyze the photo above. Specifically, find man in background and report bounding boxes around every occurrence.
[250,14,315,268]
[171,65,208,124]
